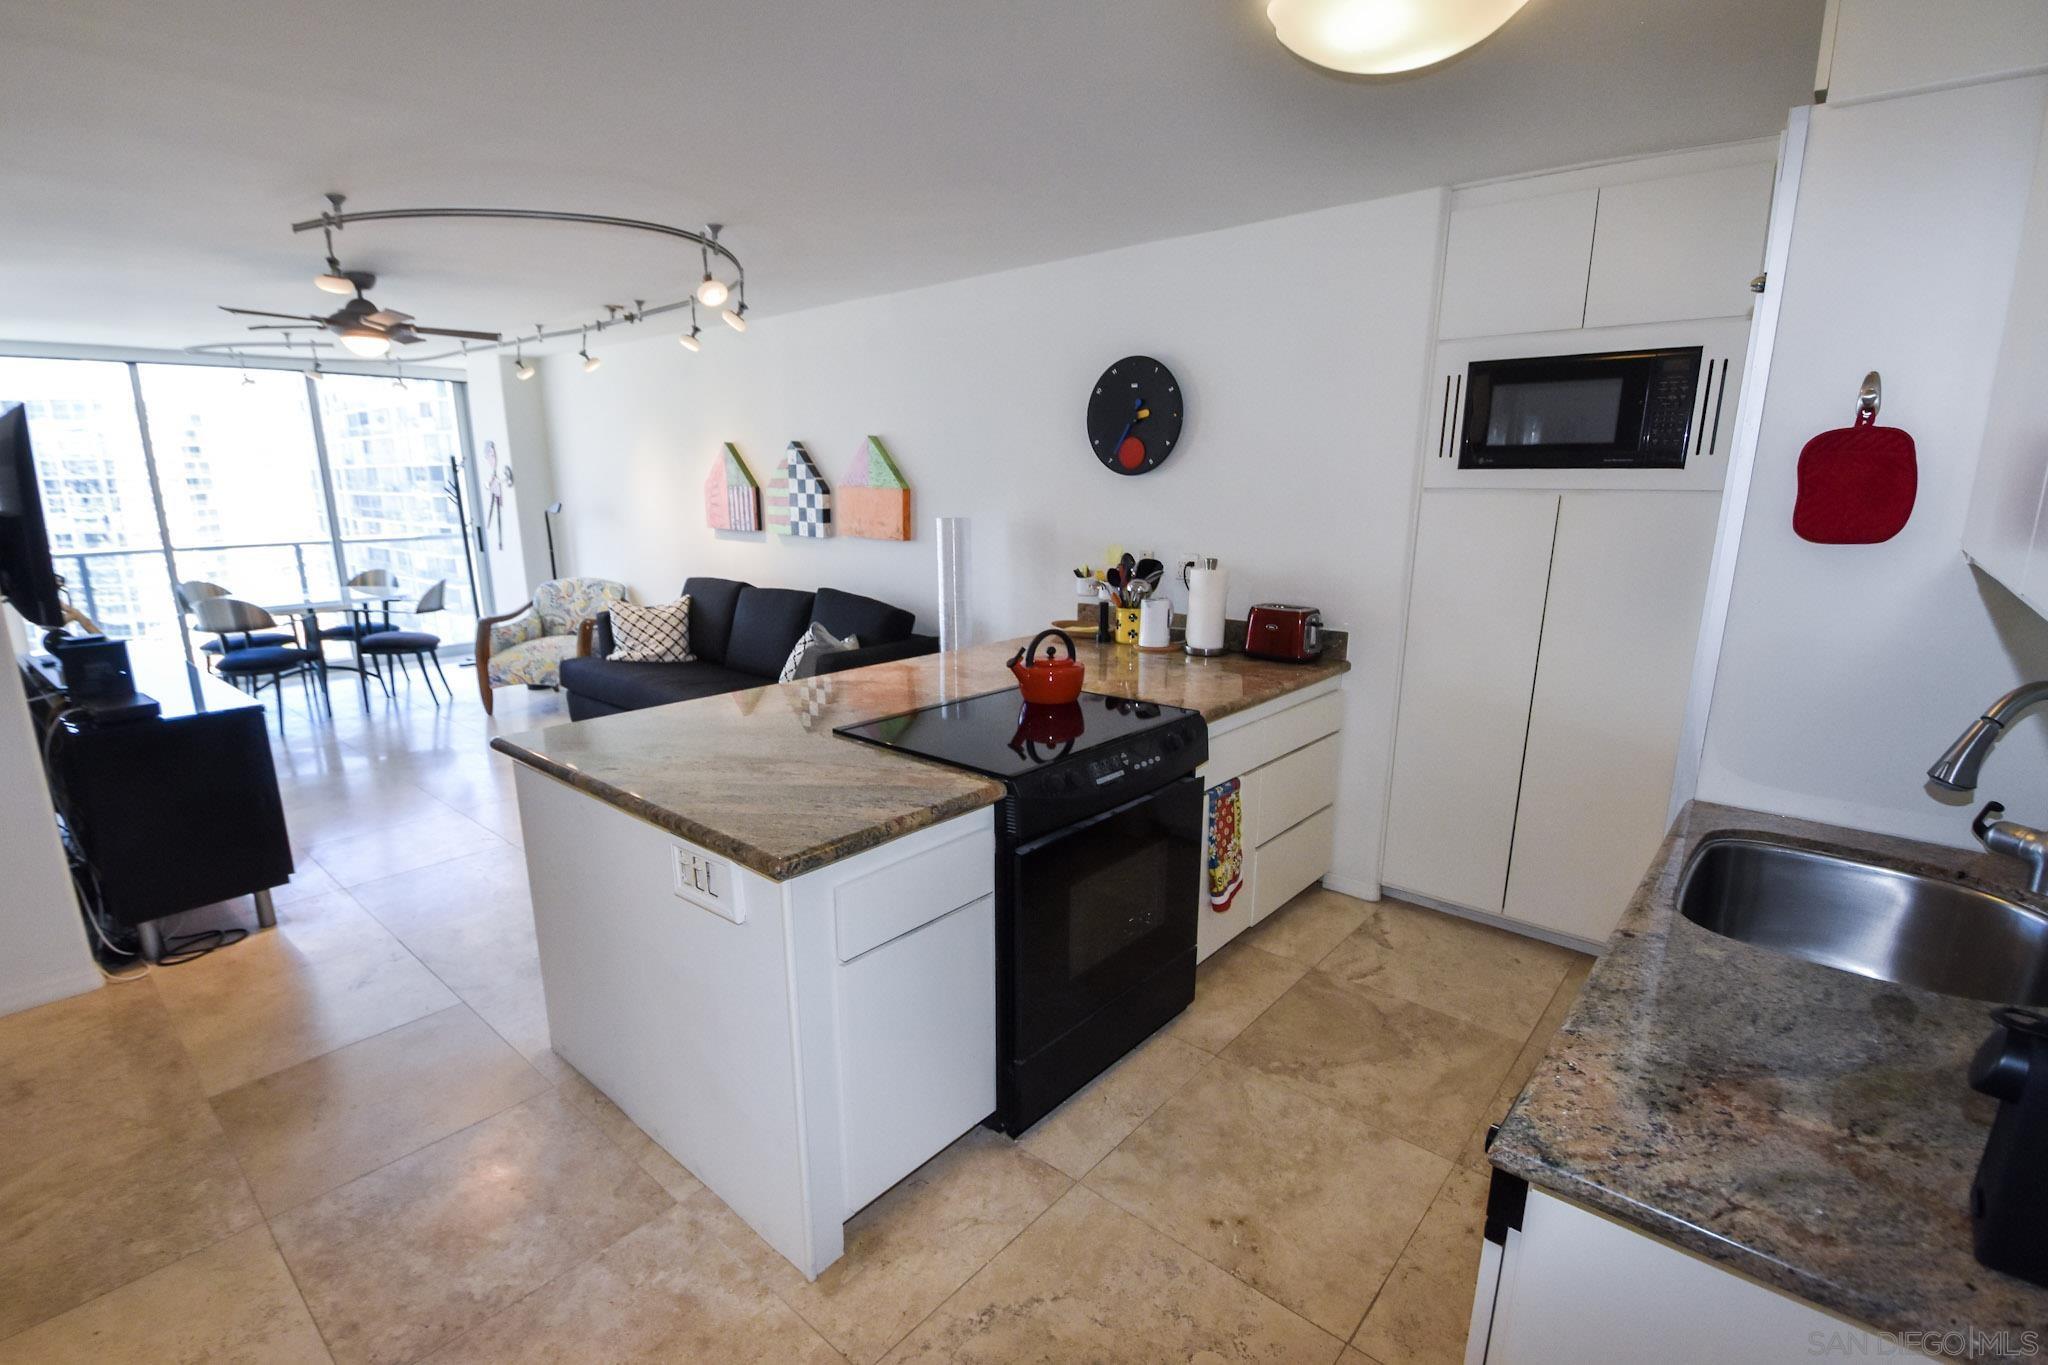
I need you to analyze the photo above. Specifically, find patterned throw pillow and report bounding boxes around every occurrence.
[779,623,859,683]
[607,598,694,663]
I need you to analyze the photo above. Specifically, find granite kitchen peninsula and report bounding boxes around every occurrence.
[492,635,1349,1277]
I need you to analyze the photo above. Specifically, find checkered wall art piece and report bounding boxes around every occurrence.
[704,442,761,532]
[838,435,914,541]
[765,440,834,538]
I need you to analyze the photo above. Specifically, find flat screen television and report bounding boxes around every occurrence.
[0,402,68,628]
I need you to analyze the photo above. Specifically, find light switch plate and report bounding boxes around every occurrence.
[672,846,741,922]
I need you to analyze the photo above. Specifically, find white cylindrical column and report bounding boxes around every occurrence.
[935,516,969,653]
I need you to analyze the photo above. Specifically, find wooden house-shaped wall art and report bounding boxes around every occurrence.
[765,440,833,538]
[704,442,761,532]
[839,436,913,541]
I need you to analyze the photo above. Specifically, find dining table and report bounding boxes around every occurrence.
[265,589,412,708]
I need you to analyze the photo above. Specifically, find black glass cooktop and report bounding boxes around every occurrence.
[835,687,1198,780]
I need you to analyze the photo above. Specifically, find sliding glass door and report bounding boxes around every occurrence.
[0,356,485,654]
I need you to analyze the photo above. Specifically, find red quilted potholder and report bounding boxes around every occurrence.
[1793,409,1917,544]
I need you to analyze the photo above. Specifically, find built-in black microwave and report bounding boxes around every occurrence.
[1459,346,1705,470]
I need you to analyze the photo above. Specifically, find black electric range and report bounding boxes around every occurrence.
[838,688,1209,1134]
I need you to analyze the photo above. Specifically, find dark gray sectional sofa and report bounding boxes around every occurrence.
[558,575,936,720]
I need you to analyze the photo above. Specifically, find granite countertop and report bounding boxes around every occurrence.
[1491,800,2048,1347]
[490,636,1348,881]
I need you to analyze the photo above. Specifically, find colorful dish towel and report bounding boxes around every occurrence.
[1206,778,1244,911]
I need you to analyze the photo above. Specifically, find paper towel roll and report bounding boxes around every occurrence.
[1185,562,1227,655]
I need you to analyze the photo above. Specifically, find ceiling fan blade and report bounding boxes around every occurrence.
[365,309,414,327]
[244,323,321,331]
[410,326,503,341]
[221,306,325,322]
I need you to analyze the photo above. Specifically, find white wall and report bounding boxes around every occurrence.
[1696,75,2048,845]
[463,353,559,614]
[0,608,99,1016]
[533,190,1447,895]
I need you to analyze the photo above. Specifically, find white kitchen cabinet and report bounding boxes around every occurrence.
[1438,190,1598,340]
[1583,163,1773,329]
[1382,492,1559,915]
[1503,494,1719,940]
[1196,683,1344,961]
[1964,95,2048,614]
[1471,1185,1900,1363]
[1818,0,2048,107]
[518,766,997,1279]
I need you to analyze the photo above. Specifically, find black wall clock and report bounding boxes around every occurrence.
[1087,356,1183,475]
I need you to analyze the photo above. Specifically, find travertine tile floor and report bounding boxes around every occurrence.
[0,675,1594,1364]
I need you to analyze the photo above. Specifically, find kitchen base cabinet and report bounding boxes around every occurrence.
[1470,1185,1906,1364]
[517,764,996,1281]
[1195,681,1344,961]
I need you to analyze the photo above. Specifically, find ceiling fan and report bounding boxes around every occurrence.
[219,269,501,360]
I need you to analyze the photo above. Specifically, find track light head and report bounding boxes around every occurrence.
[695,274,729,308]
[515,358,536,380]
[315,271,356,295]
[678,328,701,353]
[721,303,747,333]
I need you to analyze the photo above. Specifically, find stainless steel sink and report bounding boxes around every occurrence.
[1677,837,2048,1005]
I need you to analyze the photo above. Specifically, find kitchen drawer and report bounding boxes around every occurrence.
[833,831,995,963]
[1205,689,1343,783]
[1245,734,1340,846]
[1251,805,1335,923]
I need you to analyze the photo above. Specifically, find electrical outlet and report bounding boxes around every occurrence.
[671,846,741,922]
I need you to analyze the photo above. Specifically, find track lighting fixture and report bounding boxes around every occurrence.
[679,299,703,352]
[579,329,601,373]
[513,336,535,380]
[695,243,730,307]
[722,303,748,333]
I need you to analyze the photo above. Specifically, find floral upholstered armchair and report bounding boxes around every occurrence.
[475,577,628,714]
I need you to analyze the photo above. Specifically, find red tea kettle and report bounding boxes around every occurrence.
[1007,628,1086,704]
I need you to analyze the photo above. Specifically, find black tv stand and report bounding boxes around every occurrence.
[22,644,292,961]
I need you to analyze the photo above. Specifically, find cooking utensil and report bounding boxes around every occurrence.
[1008,628,1087,703]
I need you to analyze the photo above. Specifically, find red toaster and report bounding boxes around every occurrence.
[1244,604,1324,662]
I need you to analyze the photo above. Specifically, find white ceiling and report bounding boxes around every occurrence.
[0,0,1822,356]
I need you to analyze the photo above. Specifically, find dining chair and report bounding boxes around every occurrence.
[177,580,293,663]
[192,596,330,734]
[359,579,452,703]
[316,569,401,647]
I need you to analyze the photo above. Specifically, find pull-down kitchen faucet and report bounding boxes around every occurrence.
[1930,681,2048,892]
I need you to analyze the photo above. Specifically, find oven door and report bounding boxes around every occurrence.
[1003,773,1200,1062]
[1460,346,1701,469]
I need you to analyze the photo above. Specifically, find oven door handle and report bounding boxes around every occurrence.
[1011,775,1196,857]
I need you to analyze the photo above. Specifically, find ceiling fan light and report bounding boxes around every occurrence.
[315,272,356,295]
[1265,0,1529,74]
[695,274,730,308]
[339,328,392,358]
[721,305,747,333]
[678,330,702,353]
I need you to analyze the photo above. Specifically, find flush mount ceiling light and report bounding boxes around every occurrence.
[196,194,751,369]
[1265,0,1530,74]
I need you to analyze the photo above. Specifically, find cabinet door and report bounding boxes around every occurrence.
[1503,493,1718,942]
[1383,492,1560,913]
[1582,163,1774,329]
[1967,97,2048,610]
[1438,191,1597,340]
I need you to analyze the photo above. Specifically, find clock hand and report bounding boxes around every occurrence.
[1107,398,1152,461]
